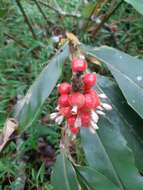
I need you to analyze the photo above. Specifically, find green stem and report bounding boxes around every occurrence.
[15,0,37,40]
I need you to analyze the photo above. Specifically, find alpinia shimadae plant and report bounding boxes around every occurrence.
[1,0,143,189]
[1,40,143,189]
[50,56,112,139]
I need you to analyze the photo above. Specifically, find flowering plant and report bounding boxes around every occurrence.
[50,55,112,141]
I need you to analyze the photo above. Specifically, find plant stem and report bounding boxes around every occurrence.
[38,0,81,18]
[13,137,26,190]
[34,0,53,25]
[15,0,37,40]
[4,33,39,58]
[92,0,123,37]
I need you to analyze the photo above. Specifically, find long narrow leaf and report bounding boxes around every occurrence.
[124,0,143,15]
[81,119,143,190]
[82,45,143,119]
[96,75,143,172]
[14,43,69,131]
[51,153,80,190]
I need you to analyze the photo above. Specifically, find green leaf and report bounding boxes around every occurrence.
[124,0,143,15]
[51,153,79,190]
[81,2,96,18]
[96,75,143,172]
[77,166,120,190]
[13,43,69,131]
[81,119,143,190]
[0,9,7,17]
[82,45,143,119]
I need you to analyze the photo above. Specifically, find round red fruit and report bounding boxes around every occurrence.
[58,82,71,94]
[83,73,96,88]
[69,92,85,108]
[70,127,79,135]
[71,58,87,72]
[67,116,76,128]
[82,93,95,110]
[80,112,90,128]
[59,107,71,118]
[94,95,100,108]
[89,90,100,108]
[58,94,69,107]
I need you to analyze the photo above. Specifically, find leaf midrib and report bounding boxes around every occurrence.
[63,154,71,190]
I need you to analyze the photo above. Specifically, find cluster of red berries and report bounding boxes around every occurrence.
[50,57,112,137]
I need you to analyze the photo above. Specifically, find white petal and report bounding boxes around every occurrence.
[75,117,81,128]
[55,115,64,124]
[90,121,99,130]
[96,110,105,115]
[101,103,112,110]
[99,93,107,99]
[91,110,99,123]
[96,106,104,110]
[50,112,58,120]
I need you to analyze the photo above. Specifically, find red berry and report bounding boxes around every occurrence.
[80,112,90,128]
[94,95,100,108]
[70,127,79,135]
[67,116,76,127]
[83,73,96,88]
[58,82,71,94]
[58,94,69,107]
[69,92,85,108]
[89,90,100,108]
[82,93,95,110]
[71,58,87,72]
[59,107,71,118]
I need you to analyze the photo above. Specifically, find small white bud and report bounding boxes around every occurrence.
[90,121,99,130]
[99,93,107,99]
[91,110,99,123]
[96,106,104,110]
[101,103,112,110]
[50,112,58,120]
[75,117,81,128]
[96,110,105,115]
[55,115,64,124]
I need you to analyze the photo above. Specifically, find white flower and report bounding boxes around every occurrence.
[99,93,107,99]
[50,112,58,120]
[96,110,105,115]
[101,103,112,110]
[55,115,64,124]
[90,120,99,130]
[91,110,99,123]
[75,117,81,128]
